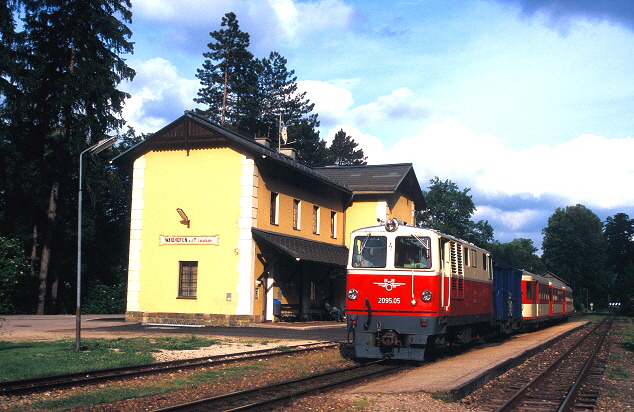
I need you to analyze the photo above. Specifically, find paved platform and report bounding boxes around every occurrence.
[0,315,348,342]
[353,321,587,398]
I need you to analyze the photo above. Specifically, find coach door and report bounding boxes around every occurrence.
[439,238,453,311]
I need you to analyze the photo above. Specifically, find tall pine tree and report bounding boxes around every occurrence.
[326,129,367,166]
[194,12,254,128]
[1,0,135,314]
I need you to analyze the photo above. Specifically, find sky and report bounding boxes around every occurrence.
[121,0,634,252]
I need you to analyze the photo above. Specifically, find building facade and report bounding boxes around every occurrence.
[115,112,425,326]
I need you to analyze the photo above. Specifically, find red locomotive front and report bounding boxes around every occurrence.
[346,220,494,361]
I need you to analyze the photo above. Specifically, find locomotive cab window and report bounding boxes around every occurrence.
[351,235,386,268]
[395,236,431,269]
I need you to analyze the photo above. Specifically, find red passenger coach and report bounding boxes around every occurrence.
[521,271,572,328]
[346,220,496,361]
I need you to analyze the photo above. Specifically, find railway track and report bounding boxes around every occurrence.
[0,341,339,397]
[156,360,409,411]
[490,318,612,412]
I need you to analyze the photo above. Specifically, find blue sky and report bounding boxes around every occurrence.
[121,0,634,252]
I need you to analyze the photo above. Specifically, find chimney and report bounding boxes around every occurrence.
[280,147,296,160]
[255,137,271,147]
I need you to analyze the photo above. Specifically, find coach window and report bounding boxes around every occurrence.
[352,235,386,268]
[471,249,477,267]
[526,282,534,300]
[395,236,431,269]
[178,261,197,298]
[463,247,469,266]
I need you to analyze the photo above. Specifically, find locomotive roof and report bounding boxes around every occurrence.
[351,224,489,253]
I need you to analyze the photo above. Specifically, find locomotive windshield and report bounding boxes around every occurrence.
[351,235,386,268]
[395,236,431,269]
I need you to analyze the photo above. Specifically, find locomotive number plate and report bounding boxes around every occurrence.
[378,297,401,304]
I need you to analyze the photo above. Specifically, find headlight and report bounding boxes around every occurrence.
[421,290,432,302]
[348,288,358,300]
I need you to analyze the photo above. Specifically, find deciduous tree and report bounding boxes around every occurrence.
[604,213,634,313]
[417,177,494,247]
[489,238,544,273]
[541,204,609,308]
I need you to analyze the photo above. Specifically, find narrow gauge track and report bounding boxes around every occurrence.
[493,318,613,412]
[0,341,339,397]
[156,360,408,411]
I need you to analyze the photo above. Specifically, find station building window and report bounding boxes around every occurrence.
[330,211,337,238]
[293,199,301,230]
[313,205,320,234]
[178,261,198,298]
[270,192,279,225]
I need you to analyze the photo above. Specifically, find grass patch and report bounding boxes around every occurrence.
[431,391,455,402]
[32,362,268,411]
[353,396,370,410]
[608,366,631,380]
[0,336,220,382]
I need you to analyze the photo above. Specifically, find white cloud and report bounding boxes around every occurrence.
[474,206,542,231]
[350,88,434,124]
[122,58,201,134]
[297,80,354,126]
[375,118,634,214]
[477,134,634,209]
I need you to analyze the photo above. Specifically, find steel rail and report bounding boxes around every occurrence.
[156,360,408,411]
[494,318,610,412]
[0,341,339,396]
[557,318,612,412]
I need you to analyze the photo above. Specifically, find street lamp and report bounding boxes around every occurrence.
[76,136,117,351]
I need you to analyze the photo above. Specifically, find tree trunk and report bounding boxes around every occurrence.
[221,61,228,125]
[36,180,59,315]
[30,224,38,278]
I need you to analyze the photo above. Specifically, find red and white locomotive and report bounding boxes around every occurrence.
[345,219,571,361]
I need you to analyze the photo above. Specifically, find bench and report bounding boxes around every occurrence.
[278,304,301,322]
[309,304,331,321]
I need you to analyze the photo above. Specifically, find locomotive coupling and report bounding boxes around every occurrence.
[379,330,401,348]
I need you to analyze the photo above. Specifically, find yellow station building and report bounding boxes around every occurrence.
[115,112,425,326]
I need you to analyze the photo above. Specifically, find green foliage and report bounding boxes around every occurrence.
[490,238,544,273]
[542,204,609,306]
[194,12,254,127]
[0,0,136,315]
[604,213,634,310]
[194,12,363,167]
[0,237,37,314]
[82,278,126,314]
[417,177,494,248]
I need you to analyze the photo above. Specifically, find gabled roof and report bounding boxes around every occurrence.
[113,111,352,202]
[252,228,348,267]
[315,163,426,210]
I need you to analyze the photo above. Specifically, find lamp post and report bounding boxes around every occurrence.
[76,136,117,351]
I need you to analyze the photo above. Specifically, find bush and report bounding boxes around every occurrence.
[82,279,126,314]
[0,237,36,314]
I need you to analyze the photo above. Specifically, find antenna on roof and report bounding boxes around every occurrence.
[278,113,288,148]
